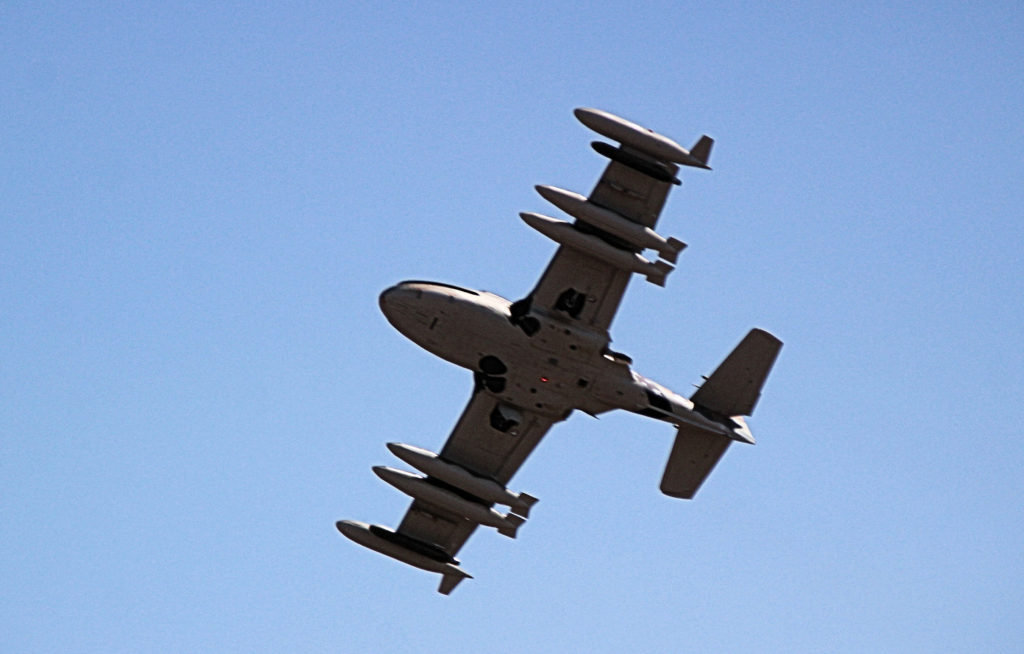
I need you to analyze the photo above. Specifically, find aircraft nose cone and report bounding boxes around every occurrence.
[378,284,432,340]
[378,284,419,314]
[379,285,406,322]
[378,285,399,311]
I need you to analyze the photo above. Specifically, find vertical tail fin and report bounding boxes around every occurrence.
[691,329,782,417]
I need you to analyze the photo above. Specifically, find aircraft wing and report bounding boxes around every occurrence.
[393,388,556,559]
[525,156,680,333]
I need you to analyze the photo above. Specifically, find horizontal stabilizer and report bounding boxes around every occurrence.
[691,328,782,417]
[660,424,732,499]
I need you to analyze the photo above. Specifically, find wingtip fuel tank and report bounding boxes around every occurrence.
[574,107,712,169]
[335,520,472,594]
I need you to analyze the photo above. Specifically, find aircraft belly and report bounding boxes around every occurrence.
[424,305,628,421]
[487,346,587,417]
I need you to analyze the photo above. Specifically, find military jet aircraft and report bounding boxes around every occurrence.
[336,108,782,595]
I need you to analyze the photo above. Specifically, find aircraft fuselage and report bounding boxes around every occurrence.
[379,280,725,436]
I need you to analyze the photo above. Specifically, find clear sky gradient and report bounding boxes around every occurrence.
[3,3,1023,652]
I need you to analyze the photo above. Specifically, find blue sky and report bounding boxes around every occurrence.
[3,3,1023,652]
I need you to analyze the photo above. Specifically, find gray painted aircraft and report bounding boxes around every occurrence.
[337,108,782,594]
